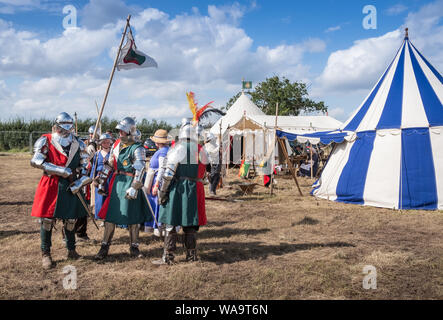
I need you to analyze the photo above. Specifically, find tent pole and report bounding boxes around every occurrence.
[278,137,303,196]
[310,144,313,179]
[270,102,278,195]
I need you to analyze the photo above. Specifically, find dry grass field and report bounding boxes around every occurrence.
[0,152,442,300]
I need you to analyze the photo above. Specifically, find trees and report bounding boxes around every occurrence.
[225,76,327,116]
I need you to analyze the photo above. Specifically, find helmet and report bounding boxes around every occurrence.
[116,117,136,135]
[178,118,198,141]
[98,133,113,143]
[54,112,74,131]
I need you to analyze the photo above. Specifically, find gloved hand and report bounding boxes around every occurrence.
[69,175,93,194]
[125,186,138,200]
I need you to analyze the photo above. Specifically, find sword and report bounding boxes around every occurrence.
[141,187,160,228]
[76,192,100,230]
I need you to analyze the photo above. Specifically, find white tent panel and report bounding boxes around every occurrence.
[410,45,443,105]
[356,47,402,132]
[363,131,402,209]
[402,44,429,128]
[430,127,443,210]
[313,139,355,201]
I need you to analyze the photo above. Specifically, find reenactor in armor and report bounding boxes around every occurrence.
[30,112,92,269]
[152,118,209,265]
[75,124,100,242]
[94,117,151,260]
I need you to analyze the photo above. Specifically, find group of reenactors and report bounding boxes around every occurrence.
[30,112,221,269]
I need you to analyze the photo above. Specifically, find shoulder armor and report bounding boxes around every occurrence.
[30,136,49,168]
[33,136,48,154]
[132,146,146,171]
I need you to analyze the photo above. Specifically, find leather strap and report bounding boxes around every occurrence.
[117,171,134,177]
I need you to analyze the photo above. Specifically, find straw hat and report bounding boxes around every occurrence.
[150,129,170,144]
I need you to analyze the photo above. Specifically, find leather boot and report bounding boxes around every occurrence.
[94,243,110,260]
[184,232,198,262]
[151,229,177,265]
[42,251,54,270]
[67,249,81,260]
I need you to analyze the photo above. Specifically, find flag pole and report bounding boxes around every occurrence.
[92,14,131,140]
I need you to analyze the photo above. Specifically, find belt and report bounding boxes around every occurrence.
[179,176,203,183]
[117,171,134,177]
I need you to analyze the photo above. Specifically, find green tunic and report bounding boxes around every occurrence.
[53,150,88,220]
[104,142,151,225]
[159,142,205,227]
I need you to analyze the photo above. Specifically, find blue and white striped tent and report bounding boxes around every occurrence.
[295,31,442,210]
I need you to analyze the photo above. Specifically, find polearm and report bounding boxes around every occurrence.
[76,192,100,230]
[92,14,131,140]
[74,112,78,136]
[94,100,102,135]
[141,187,160,228]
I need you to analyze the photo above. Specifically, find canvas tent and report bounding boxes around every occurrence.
[279,30,443,210]
[210,92,342,169]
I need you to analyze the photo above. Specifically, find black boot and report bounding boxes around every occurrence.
[94,243,110,260]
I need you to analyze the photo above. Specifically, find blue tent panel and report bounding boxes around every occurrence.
[411,42,443,85]
[276,130,348,144]
[335,131,376,204]
[377,46,405,129]
[408,42,443,127]
[400,128,437,210]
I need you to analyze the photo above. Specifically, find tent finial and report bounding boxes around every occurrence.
[405,27,409,40]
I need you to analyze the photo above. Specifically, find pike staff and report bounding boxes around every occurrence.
[92,14,132,141]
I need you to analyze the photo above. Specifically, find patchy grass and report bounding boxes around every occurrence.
[0,153,442,300]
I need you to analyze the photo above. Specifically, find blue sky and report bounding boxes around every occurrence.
[0,0,442,125]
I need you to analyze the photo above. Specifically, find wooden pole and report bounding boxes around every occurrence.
[92,14,132,140]
[310,144,313,179]
[278,137,303,196]
[95,100,102,136]
[218,119,223,188]
[270,102,278,195]
[74,112,78,136]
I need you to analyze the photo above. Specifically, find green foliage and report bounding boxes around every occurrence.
[0,117,174,151]
[225,76,328,116]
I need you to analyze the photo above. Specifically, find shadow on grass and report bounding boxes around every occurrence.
[0,201,34,206]
[0,229,39,240]
[293,216,320,225]
[198,227,272,240]
[200,241,355,265]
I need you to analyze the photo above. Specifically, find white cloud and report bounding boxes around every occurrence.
[327,107,345,118]
[80,0,136,30]
[385,4,408,16]
[0,2,325,123]
[315,30,402,93]
[325,25,341,33]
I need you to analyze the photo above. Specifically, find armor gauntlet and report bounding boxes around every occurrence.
[30,136,72,178]
[69,139,93,194]
[97,163,113,196]
[125,147,146,200]
[158,162,178,205]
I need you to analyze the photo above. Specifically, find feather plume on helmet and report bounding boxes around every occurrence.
[186,91,225,126]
